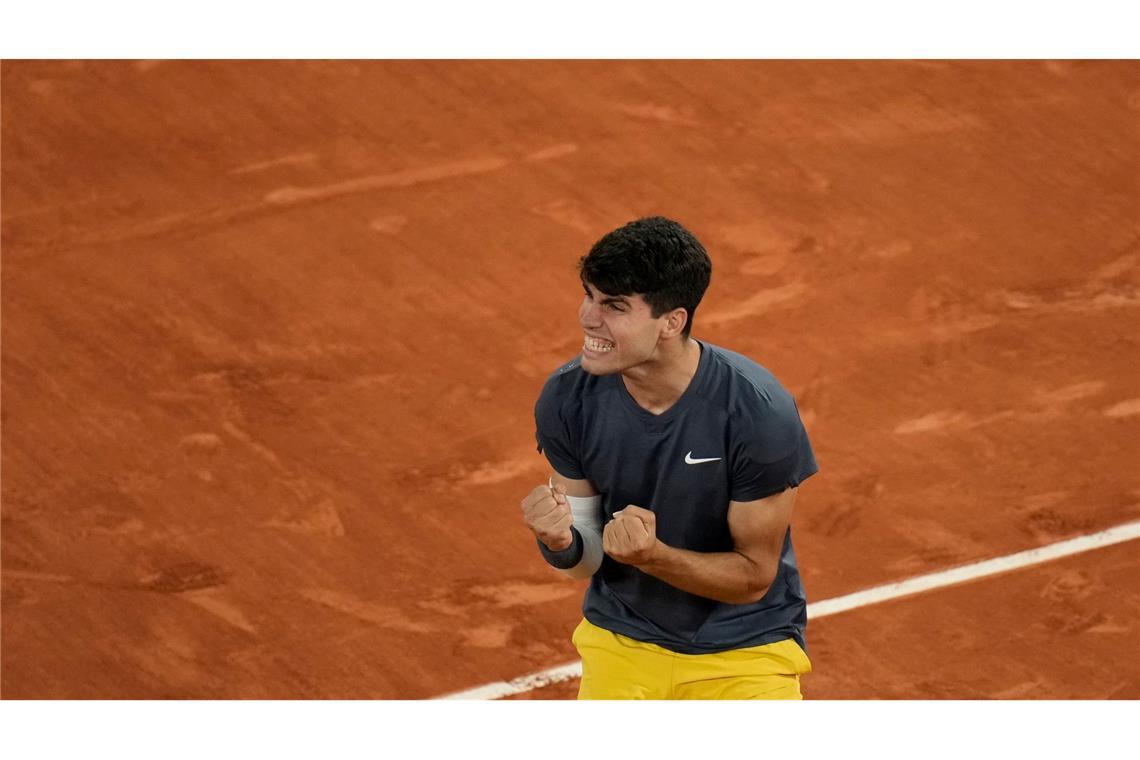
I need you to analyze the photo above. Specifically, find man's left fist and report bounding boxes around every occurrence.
[603,505,659,567]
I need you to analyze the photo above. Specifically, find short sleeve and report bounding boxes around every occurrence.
[534,382,585,480]
[730,402,819,503]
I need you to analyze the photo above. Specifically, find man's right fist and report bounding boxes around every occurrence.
[521,482,574,551]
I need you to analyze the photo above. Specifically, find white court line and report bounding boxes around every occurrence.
[436,519,1140,700]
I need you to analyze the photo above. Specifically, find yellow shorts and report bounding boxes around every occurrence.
[572,618,812,700]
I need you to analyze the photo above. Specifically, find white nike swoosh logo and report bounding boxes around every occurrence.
[685,451,722,465]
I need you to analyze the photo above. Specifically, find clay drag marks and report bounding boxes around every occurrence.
[2,60,1138,698]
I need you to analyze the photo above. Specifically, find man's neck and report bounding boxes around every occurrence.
[621,337,701,415]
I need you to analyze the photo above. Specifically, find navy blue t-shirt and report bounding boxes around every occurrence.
[533,339,819,654]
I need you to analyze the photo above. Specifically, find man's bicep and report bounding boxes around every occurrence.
[728,402,819,502]
[727,487,797,568]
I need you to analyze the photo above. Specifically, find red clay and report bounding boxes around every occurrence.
[2,60,1138,698]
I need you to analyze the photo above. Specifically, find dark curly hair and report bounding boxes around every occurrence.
[579,216,712,338]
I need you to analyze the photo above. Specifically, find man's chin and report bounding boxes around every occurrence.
[579,355,620,376]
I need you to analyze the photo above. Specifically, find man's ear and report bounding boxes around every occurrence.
[664,308,689,338]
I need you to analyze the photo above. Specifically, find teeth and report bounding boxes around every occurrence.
[585,336,615,352]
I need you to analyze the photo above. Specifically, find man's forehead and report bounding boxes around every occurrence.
[583,282,645,303]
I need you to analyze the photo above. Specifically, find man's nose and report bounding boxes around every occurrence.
[579,300,602,328]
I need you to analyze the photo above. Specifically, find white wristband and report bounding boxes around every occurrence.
[550,478,604,579]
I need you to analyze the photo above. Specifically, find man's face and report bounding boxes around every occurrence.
[577,281,668,375]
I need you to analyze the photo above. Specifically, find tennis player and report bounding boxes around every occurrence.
[521,216,819,699]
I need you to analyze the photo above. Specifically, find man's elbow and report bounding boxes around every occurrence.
[738,581,774,605]
[735,557,778,604]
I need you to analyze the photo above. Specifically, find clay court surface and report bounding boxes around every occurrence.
[2,60,1138,699]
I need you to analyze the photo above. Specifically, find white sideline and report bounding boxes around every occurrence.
[435,520,1140,700]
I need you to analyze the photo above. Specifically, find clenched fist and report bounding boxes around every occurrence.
[603,506,659,567]
[521,482,573,551]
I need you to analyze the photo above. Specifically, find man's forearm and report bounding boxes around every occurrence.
[637,543,774,605]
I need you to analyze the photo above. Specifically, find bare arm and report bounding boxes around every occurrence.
[604,487,797,605]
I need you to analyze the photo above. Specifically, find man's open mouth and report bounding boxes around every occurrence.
[584,336,615,353]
